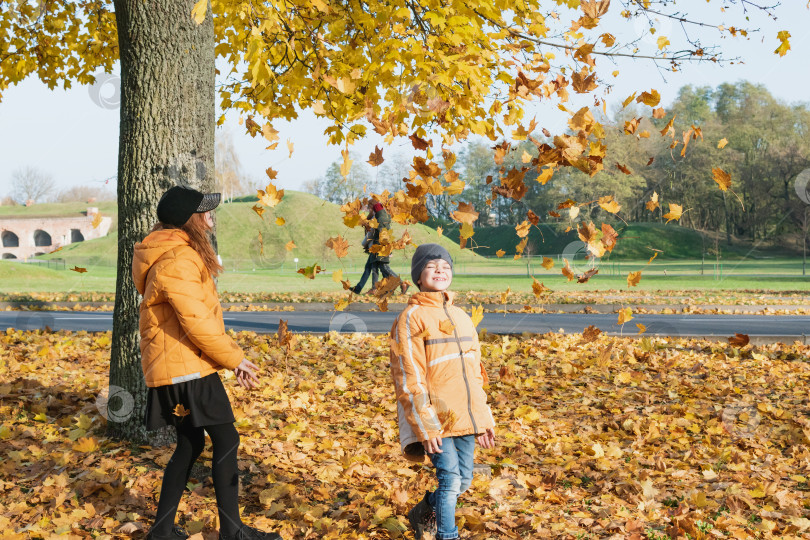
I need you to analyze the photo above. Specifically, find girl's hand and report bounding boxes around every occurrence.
[422,437,443,454]
[234,358,260,389]
[476,428,495,449]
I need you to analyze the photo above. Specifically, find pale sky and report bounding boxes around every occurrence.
[1,2,808,198]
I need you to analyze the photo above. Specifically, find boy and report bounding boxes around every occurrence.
[389,243,496,540]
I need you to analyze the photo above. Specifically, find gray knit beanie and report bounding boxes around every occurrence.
[411,243,454,286]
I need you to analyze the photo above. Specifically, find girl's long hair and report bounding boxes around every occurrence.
[152,212,223,278]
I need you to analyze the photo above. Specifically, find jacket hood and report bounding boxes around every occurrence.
[407,290,455,307]
[132,229,191,295]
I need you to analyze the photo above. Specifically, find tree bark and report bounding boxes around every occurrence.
[108,0,215,443]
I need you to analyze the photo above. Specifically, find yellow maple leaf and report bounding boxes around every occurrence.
[561,259,575,281]
[470,305,484,328]
[515,220,531,238]
[325,236,350,258]
[636,323,647,334]
[717,138,729,149]
[252,205,265,217]
[657,35,670,50]
[663,203,683,223]
[617,307,633,325]
[646,191,659,212]
[340,148,353,178]
[91,212,103,229]
[285,241,296,251]
[496,249,506,258]
[536,167,553,185]
[332,269,343,283]
[451,202,479,225]
[532,278,551,298]
[541,256,554,270]
[257,183,284,207]
[72,437,99,453]
[775,30,791,56]
[275,216,286,226]
[598,195,621,214]
[627,270,642,287]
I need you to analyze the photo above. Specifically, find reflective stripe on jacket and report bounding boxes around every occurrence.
[389,291,495,454]
[132,229,243,388]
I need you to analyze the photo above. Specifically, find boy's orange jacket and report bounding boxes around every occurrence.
[389,291,495,456]
[132,229,243,387]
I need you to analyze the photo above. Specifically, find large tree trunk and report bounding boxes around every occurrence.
[108,0,215,443]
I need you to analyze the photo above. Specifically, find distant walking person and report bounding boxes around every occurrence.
[133,186,281,540]
[352,199,409,294]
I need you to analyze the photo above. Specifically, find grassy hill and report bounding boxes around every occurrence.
[31,191,481,269]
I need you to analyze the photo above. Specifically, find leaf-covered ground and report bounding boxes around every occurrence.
[2,329,810,539]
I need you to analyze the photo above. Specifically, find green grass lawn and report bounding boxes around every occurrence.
[3,259,807,294]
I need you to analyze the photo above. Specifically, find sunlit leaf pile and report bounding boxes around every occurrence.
[2,329,810,538]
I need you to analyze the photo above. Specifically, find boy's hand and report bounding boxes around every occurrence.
[423,437,443,454]
[476,428,495,449]
[234,358,260,389]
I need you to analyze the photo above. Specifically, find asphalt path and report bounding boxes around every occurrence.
[3,310,810,339]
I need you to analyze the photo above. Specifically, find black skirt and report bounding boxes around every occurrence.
[145,372,236,431]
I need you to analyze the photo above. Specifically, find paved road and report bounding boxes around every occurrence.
[4,311,810,339]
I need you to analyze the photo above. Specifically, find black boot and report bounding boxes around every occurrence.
[407,492,436,540]
[219,524,282,540]
[146,526,189,540]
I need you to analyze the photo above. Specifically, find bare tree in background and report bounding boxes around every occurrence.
[215,130,244,202]
[55,184,116,203]
[10,166,55,204]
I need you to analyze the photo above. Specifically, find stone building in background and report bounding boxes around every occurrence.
[0,207,112,260]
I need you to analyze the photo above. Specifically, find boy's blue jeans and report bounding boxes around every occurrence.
[427,435,475,539]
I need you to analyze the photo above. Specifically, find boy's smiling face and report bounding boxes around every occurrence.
[418,258,452,292]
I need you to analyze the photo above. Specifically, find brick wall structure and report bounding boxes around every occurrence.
[0,207,113,260]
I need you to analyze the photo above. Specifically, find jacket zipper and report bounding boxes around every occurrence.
[443,296,478,435]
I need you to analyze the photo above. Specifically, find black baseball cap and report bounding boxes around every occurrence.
[157,186,221,227]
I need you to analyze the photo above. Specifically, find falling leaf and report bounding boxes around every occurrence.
[617,307,633,325]
[71,266,88,273]
[409,134,431,150]
[775,30,791,56]
[582,325,601,343]
[436,226,443,236]
[297,263,324,279]
[536,167,554,185]
[287,139,294,158]
[531,278,551,298]
[515,220,531,238]
[91,213,103,229]
[656,35,670,50]
[325,236,350,258]
[646,191,659,212]
[173,404,190,418]
[648,252,658,264]
[712,167,732,191]
[728,333,750,347]
[561,259,575,281]
[257,183,284,207]
[663,203,683,223]
[598,194,621,213]
[627,271,642,287]
[636,323,647,334]
[615,163,632,175]
[636,89,661,107]
[717,138,729,149]
[470,305,484,328]
[367,146,384,167]
[275,216,286,226]
[340,149,353,178]
[541,257,554,270]
[495,249,506,258]
[285,241,296,251]
[332,269,343,283]
[450,202,479,225]
[266,167,278,180]
[252,205,265,217]
[577,267,598,283]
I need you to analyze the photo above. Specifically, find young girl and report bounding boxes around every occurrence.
[133,186,281,540]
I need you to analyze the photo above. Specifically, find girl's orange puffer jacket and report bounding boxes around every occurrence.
[132,229,243,387]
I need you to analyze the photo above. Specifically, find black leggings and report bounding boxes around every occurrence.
[151,422,242,536]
